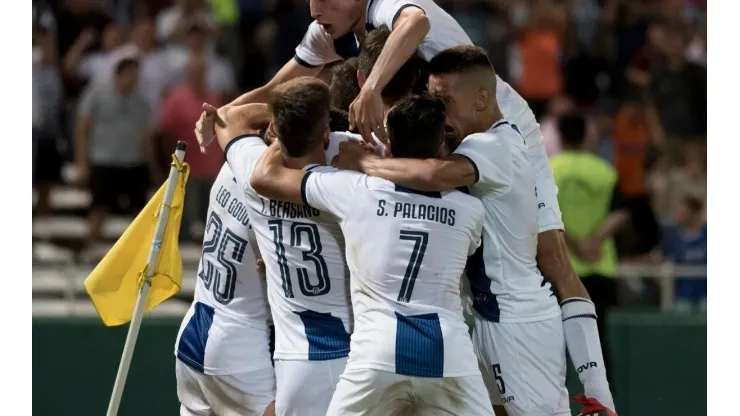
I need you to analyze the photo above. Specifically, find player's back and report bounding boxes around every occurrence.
[245,164,352,361]
[455,120,560,323]
[175,163,270,374]
[342,176,484,377]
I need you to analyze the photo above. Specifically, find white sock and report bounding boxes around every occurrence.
[561,297,616,412]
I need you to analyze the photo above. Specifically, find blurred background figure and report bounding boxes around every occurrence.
[551,113,629,382]
[33,26,64,225]
[74,58,153,261]
[661,195,707,312]
[159,54,223,242]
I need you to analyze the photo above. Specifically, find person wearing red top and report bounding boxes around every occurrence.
[160,54,223,240]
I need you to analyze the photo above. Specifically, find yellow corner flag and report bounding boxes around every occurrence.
[84,156,190,326]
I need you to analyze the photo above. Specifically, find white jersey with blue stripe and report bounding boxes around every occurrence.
[175,163,271,375]
[303,169,485,377]
[225,134,353,362]
[294,0,564,233]
[454,120,561,323]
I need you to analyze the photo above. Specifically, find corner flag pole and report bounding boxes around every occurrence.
[106,141,188,416]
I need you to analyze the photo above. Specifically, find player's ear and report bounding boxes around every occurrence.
[266,121,278,145]
[357,70,366,89]
[475,88,490,112]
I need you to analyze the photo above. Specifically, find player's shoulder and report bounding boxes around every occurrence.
[442,188,484,213]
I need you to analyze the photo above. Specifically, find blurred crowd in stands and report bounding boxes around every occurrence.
[32,0,707,308]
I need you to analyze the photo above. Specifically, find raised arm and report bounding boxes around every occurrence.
[333,141,476,191]
[226,58,323,107]
[350,7,430,142]
[211,103,271,152]
[250,142,306,205]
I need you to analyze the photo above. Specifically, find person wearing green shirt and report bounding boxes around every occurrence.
[551,113,629,383]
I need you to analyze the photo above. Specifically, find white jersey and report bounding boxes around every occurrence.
[325,131,385,164]
[294,0,563,233]
[454,120,560,323]
[225,134,352,361]
[175,163,271,375]
[303,169,485,377]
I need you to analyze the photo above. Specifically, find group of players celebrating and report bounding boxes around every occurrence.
[173,0,618,415]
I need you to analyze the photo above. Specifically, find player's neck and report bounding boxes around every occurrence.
[475,106,505,134]
[283,148,326,170]
[352,2,369,38]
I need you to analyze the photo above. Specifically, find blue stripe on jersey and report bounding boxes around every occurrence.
[176,302,215,372]
[466,242,501,323]
[394,184,442,199]
[395,312,444,377]
[295,310,351,360]
[333,32,359,60]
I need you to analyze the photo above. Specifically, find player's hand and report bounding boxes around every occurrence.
[194,103,219,154]
[256,258,266,279]
[331,141,374,172]
[76,29,97,49]
[349,86,388,145]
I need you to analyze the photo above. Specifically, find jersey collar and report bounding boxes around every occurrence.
[488,119,510,131]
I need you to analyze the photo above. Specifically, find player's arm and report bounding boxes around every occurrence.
[214,103,271,151]
[250,142,306,205]
[226,59,323,107]
[351,7,429,141]
[226,21,337,106]
[359,153,476,192]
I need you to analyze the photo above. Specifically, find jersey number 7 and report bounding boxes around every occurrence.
[397,230,429,303]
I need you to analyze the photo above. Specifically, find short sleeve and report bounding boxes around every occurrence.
[324,131,385,163]
[528,140,564,232]
[224,135,268,194]
[303,170,365,221]
[368,0,425,29]
[453,132,512,189]
[294,21,342,68]
[77,86,97,118]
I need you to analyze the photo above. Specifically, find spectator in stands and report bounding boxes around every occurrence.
[510,0,567,119]
[159,54,223,241]
[54,0,113,60]
[662,195,707,312]
[33,27,64,221]
[651,143,706,221]
[62,23,126,84]
[550,113,629,381]
[156,0,217,48]
[125,18,174,120]
[168,20,236,102]
[650,22,707,146]
[611,91,661,260]
[75,58,154,258]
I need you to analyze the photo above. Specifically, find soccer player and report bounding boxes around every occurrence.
[206,78,352,416]
[333,46,616,416]
[173,162,275,416]
[193,3,597,376]
[250,94,494,416]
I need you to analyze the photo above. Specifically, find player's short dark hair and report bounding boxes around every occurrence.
[428,45,496,90]
[558,113,587,148]
[329,58,360,112]
[329,107,350,132]
[682,195,703,214]
[386,94,446,159]
[270,77,331,157]
[358,25,419,103]
[115,58,139,75]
